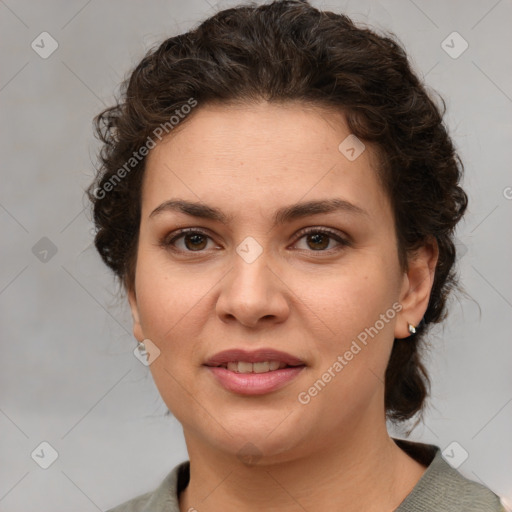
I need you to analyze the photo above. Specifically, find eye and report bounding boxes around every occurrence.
[159,227,350,254]
[160,228,217,252]
[292,227,349,252]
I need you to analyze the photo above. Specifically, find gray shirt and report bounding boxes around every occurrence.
[106,438,505,511]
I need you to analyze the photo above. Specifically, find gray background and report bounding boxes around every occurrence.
[1,0,511,510]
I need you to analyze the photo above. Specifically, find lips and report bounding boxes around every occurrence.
[203,348,306,368]
[204,348,306,395]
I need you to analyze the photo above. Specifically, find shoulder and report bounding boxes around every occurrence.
[105,461,190,512]
[394,438,505,512]
[106,490,154,512]
[425,454,505,511]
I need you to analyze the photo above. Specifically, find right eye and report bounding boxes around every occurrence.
[159,228,219,252]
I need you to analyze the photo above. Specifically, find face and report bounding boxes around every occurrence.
[128,101,433,462]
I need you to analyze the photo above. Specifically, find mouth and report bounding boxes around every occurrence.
[204,348,306,371]
[203,349,306,395]
[207,360,303,373]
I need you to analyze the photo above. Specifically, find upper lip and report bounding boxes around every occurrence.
[204,349,306,367]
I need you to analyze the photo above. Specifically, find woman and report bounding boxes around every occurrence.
[88,1,505,510]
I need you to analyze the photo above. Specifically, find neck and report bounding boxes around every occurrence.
[179,412,426,512]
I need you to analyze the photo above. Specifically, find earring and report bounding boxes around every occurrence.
[408,323,416,335]
[137,340,147,353]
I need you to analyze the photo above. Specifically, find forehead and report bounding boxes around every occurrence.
[149,101,353,162]
[141,102,390,222]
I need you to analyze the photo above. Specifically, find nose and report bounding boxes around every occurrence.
[215,250,290,328]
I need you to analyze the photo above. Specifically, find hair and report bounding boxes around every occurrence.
[87,0,467,426]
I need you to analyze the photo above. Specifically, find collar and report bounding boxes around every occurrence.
[117,438,503,512]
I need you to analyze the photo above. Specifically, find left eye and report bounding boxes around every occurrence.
[293,228,348,252]
[160,228,348,253]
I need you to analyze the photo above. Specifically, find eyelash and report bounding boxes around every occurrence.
[159,227,350,254]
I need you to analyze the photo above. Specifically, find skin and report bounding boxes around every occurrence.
[128,101,439,512]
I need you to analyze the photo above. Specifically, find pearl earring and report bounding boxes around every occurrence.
[408,323,416,335]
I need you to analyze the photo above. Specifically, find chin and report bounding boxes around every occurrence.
[194,408,311,462]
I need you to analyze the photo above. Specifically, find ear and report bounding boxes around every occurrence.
[127,286,145,342]
[395,237,439,339]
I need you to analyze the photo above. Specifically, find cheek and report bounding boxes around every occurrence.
[303,259,400,407]
[312,261,398,337]
[134,260,207,417]
[135,253,209,340]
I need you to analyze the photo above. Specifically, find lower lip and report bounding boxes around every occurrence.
[205,366,305,395]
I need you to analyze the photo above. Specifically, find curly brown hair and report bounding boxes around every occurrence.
[87,0,467,425]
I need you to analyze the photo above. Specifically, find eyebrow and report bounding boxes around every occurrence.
[149,198,368,227]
